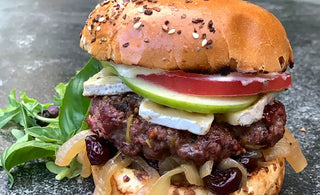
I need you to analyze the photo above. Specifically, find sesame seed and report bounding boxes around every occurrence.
[96,26,101,31]
[133,17,141,23]
[134,21,142,29]
[101,37,107,42]
[192,32,199,39]
[192,18,204,24]
[162,24,169,31]
[153,7,161,12]
[135,0,144,4]
[144,9,153,15]
[137,7,144,13]
[202,39,207,47]
[168,29,176,34]
[98,17,106,22]
[87,25,92,31]
[123,42,129,47]
[144,38,150,43]
[208,20,213,28]
[82,37,86,45]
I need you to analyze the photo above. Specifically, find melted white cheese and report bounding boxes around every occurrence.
[139,99,214,135]
[220,93,277,126]
[83,68,132,96]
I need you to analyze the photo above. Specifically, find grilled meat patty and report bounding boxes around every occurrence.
[87,93,286,165]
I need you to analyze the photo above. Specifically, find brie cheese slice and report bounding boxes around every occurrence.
[220,93,277,126]
[83,68,132,96]
[139,99,214,135]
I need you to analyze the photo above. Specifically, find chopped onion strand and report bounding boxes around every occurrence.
[130,156,160,195]
[149,167,184,195]
[94,153,132,195]
[199,160,214,178]
[126,114,134,143]
[55,130,95,166]
[76,148,91,178]
[262,128,307,173]
[181,163,203,186]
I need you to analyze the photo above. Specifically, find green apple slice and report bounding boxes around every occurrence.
[120,76,258,114]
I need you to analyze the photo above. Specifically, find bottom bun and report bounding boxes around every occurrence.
[91,158,285,195]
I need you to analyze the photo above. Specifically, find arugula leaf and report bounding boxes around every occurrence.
[46,159,82,180]
[46,161,68,175]
[20,92,51,112]
[11,129,25,140]
[1,140,59,187]
[0,90,51,129]
[54,83,68,106]
[0,107,21,129]
[26,126,64,145]
[58,57,100,141]
[0,57,101,187]
[0,90,21,128]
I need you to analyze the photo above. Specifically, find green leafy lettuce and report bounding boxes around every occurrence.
[0,57,100,187]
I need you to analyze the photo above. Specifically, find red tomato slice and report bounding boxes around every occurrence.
[137,71,292,96]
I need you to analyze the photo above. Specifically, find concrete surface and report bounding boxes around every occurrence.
[0,0,319,194]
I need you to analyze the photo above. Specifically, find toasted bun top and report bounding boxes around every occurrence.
[80,0,294,73]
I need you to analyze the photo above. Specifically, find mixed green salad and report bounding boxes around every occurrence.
[0,58,101,187]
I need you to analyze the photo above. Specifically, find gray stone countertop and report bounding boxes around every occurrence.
[0,0,319,194]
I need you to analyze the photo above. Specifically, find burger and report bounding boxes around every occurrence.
[55,0,307,194]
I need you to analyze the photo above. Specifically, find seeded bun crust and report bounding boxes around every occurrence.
[91,158,285,195]
[80,0,293,73]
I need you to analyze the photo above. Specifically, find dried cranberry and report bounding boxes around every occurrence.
[85,135,117,165]
[36,105,59,126]
[236,151,262,173]
[47,105,59,118]
[203,167,242,195]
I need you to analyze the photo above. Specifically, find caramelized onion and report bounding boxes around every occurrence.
[77,149,91,178]
[218,158,247,188]
[181,163,203,186]
[150,163,204,195]
[199,160,214,178]
[130,156,160,195]
[55,130,95,166]
[262,128,307,173]
[150,167,184,195]
[158,156,181,175]
[94,153,132,195]
[244,144,266,150]
[126,114,133,143]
